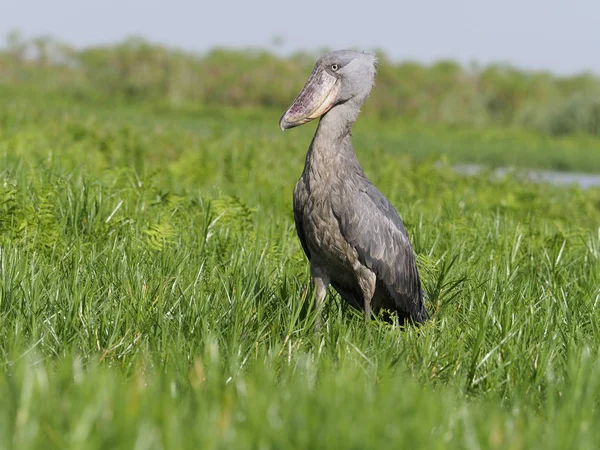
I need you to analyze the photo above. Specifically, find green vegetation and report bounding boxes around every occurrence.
[2,31,600,136]
[1,55,600,448]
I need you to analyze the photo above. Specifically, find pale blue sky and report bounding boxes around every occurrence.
[2,0,599,74]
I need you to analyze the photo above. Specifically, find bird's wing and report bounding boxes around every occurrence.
[293,182,311,259]
[332,183,426,321]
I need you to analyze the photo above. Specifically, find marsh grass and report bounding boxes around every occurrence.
[1,90,600,449]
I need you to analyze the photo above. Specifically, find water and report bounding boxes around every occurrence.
[453,164,600,190]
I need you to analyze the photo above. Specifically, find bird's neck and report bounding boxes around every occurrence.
[305,101,364,180]
[315,100,361,142]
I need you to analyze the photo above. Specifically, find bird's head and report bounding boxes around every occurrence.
[279,50,377,131]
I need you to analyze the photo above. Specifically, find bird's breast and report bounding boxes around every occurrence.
[294,176,358,271]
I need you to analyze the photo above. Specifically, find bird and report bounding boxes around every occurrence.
[279,50,428,327]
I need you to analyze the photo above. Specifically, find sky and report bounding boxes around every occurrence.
[1,0,599,75]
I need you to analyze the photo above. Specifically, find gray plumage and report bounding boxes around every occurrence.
[280,50,428,325]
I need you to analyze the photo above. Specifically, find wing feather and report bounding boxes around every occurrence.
[332,183,427,322]
[293,182,311,259]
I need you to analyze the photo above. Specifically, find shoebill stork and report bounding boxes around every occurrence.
[280,50,428,326]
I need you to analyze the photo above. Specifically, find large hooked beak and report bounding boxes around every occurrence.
[279,67,340,131]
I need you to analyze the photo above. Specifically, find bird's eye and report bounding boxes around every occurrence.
[331,64,339,71]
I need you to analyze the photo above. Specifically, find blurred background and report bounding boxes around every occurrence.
[1,0,600,137]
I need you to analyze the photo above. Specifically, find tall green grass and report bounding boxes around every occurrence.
[1,90,600,448]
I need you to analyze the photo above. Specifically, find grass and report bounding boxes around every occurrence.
[2,85,600,174]
[1,87,600,449]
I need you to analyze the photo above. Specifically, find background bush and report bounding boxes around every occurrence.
[1,31,600,136]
